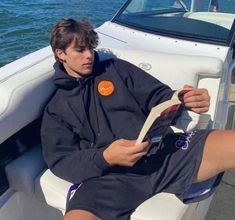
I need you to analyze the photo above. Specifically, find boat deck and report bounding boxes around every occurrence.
[207,170,235,219]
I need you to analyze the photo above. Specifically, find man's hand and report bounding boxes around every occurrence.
[103,139,150,167]
[182,85,210,114]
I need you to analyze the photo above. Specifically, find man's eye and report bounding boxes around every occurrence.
[75,47,86,52]
[74,47,94,52]
[75,49,83,52]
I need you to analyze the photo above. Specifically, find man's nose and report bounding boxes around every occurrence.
[84,48,93,58]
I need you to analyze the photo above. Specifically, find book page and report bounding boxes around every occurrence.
[136,88,190,144]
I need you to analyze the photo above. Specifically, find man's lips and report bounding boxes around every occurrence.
[83,63,93,68]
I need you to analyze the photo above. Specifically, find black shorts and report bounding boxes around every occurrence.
[66,130,213,220]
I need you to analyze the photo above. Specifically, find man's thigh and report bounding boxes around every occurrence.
[66,174,152,220]
[196,130,235,182]
[149,130,212,198]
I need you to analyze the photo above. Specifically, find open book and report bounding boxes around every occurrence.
[136,88,191,144]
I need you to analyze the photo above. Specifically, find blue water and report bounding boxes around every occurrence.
[0,0,126,67]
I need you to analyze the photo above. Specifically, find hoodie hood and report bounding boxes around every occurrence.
[53,51,100,90]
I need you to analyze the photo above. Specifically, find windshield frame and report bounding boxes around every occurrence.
[112,0,235,47]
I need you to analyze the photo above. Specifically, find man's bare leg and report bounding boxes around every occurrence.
[196,130,235,182]
[64,210,101,220]
[63,130,235,219]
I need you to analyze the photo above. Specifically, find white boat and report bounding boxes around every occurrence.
[0,0,235,219]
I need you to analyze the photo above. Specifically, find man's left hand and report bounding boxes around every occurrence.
[182,86,210,114]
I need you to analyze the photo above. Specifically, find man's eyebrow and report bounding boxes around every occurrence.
[74,46,86,50]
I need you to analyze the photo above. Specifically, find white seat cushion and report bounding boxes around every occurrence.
[36,169,71,213]
[132,193,188,220]
[37,169,190,219]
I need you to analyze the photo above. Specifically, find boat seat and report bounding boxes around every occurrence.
[4,143,215,219]
[186,12,235,30]
[97,47,223,121]
[35,164,218,219]
[5,140,217,219]
[0,46,55,144]
[0,46,223,144]
[35,169,189,218]
[2,46,223,219]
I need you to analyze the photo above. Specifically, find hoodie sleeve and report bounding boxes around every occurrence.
[114,59,175,114]
[41,106,110,184]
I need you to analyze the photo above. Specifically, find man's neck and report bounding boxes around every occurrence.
[63,65,81,78]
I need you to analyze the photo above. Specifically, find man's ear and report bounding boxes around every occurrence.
[55,49,66,62]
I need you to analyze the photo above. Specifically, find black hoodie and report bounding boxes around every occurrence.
[41,54,174,183]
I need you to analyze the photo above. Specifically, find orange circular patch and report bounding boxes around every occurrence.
[98,80,115,96]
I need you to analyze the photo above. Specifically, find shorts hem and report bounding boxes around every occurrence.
[179,129,214,200]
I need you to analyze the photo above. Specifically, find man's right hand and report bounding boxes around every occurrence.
[103,139,150,167]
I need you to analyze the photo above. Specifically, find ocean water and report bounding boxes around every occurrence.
[0,0,126,67]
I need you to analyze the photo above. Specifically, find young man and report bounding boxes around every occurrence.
[41,18,235,220]
[211,0,219,12]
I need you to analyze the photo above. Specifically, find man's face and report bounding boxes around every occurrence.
[56,41,95,78]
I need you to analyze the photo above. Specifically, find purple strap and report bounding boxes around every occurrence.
[66,183,81,210]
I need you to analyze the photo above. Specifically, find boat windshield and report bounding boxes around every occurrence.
[113,0,235,46]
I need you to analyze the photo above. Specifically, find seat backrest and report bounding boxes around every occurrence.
[1,46,223,216]
[97,47,223,89]
[97,47,223,121]
[0,47,55,144]
[0,46,223,144]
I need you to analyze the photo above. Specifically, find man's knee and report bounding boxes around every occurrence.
[64,209,101,220]
[196,130,235,182]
